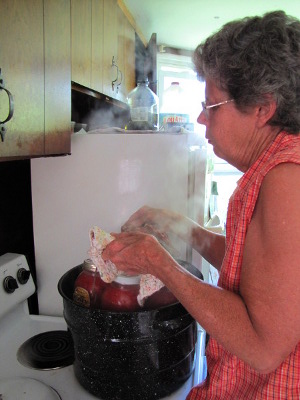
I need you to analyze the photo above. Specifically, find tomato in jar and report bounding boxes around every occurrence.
[101,275,142,312]
[73,259,108,308]
[144,286,178,310]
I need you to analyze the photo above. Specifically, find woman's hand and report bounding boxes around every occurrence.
[122,206,171,236]
[121,206,186,253]
[121,205,226,271]
[102,232,174,278]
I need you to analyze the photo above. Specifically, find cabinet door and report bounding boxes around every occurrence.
[44,0,71,155]
[71,0,104,93]
[117,4,136,103]
[71,0,92,87]
[0,0,71,159]
[117,4,126,102]
[123,16,136,98]
[103,1,134,102]
[103,0,118,98]
[0,0,44,158]
[91,0,104,93]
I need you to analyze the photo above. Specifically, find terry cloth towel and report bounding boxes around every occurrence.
[88,226,164,306]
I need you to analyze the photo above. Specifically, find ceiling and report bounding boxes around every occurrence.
[123,0,300,51]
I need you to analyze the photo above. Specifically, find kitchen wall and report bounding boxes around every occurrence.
[0,160,38,313]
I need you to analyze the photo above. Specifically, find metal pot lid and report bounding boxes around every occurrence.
[0,377,61,400]
[82,258,97,272]
[114,274,141,285]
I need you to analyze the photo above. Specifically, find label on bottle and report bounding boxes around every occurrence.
[73,287,91,308]
[131,107,149,122]
[159,113,193,132]
[161,114,189,124]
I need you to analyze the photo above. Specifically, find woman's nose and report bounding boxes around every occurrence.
[197,110,208,126]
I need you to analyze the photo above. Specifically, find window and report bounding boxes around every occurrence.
[157,52,243,226]
[212,153,243,225]
[157,52,205,134]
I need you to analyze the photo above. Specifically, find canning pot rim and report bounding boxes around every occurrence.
[57,259,203,314]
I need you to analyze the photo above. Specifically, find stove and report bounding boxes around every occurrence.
[0,253,206,399]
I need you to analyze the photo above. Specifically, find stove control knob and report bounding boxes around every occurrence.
[17,268,31,284]
[3,276,19,293]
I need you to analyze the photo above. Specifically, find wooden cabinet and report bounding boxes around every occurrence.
[103,0,118,99]
[103,0,136,101]
[117,4,136,102]
[123,18,136,96]
[71,0,92,88]
[0,0,71,160]
[91,0,104,93]
[71,0,104,93]
[71,0,135,102]
[104,0,136,102]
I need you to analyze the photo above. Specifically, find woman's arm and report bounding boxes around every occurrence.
[103,164,300,373]
[166,164,300,372]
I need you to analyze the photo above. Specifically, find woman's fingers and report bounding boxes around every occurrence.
[121,206,155,231]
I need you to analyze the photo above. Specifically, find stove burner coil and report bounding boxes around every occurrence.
[17,330,74,370]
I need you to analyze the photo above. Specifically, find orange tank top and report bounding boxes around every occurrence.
[187,131,300,399]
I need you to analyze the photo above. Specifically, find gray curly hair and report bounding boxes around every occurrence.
[193,10,300,134]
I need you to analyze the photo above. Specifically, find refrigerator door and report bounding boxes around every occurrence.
[31,132,206,315]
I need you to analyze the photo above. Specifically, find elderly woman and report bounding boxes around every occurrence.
[102,10,300,399]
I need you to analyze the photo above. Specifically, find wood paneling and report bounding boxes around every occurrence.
[0,0,71,159]
[91,0,104,93]
[103,0,118,98]
[44,0,71,155]
[71,0,92,87]
[0,0,44,157]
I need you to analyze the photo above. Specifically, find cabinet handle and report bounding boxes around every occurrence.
[111,56,119,92]
[0,68,14,142]
[117,69,123,92]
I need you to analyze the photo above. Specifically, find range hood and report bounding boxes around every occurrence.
[71,82,130,131]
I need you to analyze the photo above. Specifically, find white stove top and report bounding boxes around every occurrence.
[0,377,61,400]
[0,253,206,400]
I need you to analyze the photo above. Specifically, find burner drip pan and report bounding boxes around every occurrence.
[17,330,74,370]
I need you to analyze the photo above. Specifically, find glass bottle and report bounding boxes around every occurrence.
[73,259,108,308]
[127,76,159,131]
[209,180,219,219]
[101,274,141,312]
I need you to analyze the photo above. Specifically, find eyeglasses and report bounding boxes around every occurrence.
[201,99,234,118]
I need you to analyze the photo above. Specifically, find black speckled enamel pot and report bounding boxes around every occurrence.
[58,261,203,400]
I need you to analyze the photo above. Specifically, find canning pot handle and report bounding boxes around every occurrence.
[152,260,203,330]
[153,317,182,330]
[152,308,192,331]
[0,68,15,142]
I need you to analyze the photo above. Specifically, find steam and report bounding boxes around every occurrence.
[83,105,129,131]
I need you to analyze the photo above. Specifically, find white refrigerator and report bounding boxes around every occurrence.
[31,130,207,316]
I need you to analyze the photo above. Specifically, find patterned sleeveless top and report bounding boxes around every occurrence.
[187,131,300,399]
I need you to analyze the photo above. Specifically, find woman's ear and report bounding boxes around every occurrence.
[256,95,277,127]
